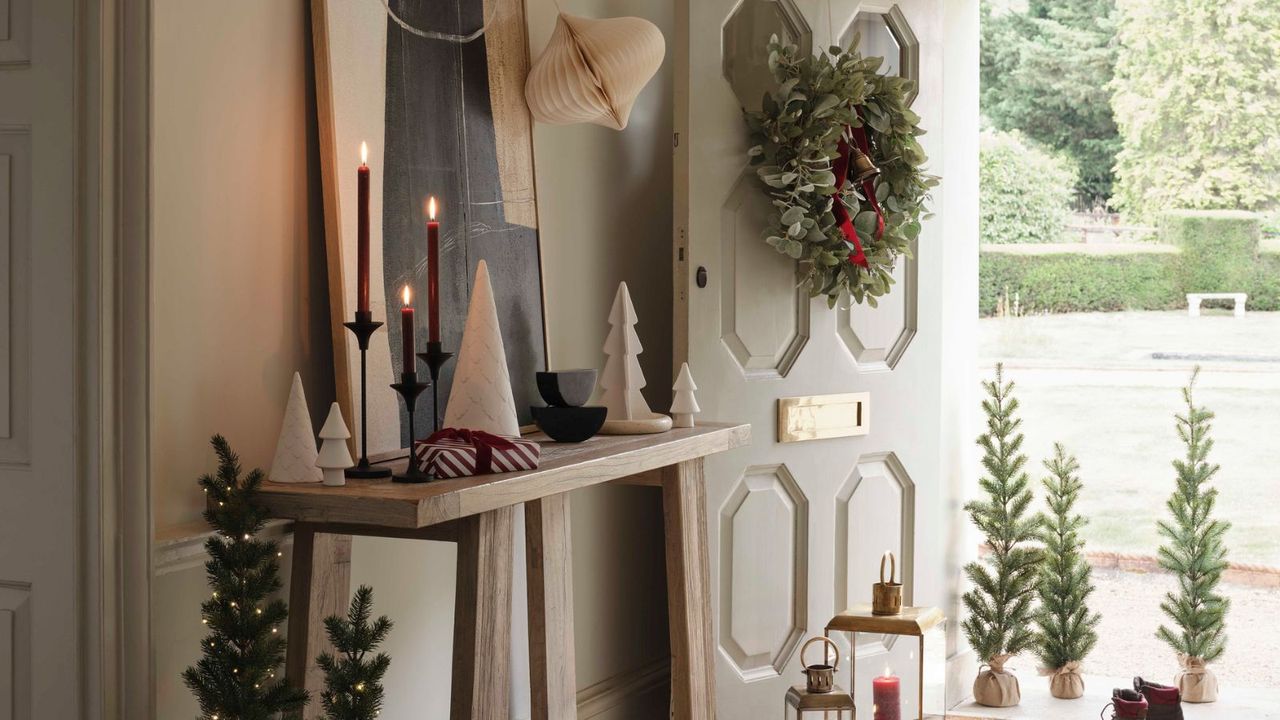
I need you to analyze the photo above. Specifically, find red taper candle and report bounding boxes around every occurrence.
[426,196,441,343]
[357,142,371,315]
[400,285,415,374]
[872,668,901,720]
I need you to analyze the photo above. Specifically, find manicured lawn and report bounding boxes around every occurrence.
[979,311,1280,567]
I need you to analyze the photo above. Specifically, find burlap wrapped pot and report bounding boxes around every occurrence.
[973,654,1020,707]
[1039,661,1084,699]
[1176,654,1218,703]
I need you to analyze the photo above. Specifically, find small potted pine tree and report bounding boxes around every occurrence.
[1157,369,1230,703]
[316,586,394,720]
[1034,445,1100,699]
[963,365,1041,707]
[183,436,309,720]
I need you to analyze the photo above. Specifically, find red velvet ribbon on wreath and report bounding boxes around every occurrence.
[830,111,885,269]
[425,428,518,475]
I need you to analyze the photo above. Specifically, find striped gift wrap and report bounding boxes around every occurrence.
[412,433,541,478]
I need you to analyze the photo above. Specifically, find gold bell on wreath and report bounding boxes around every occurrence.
[785,637,855,719]
[851,146,881,183]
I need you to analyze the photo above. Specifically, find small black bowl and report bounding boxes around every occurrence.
[536,369,598,408]
[532,405,607,443]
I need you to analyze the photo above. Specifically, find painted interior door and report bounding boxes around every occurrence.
[0,0,81,717]
[676,0,974,715]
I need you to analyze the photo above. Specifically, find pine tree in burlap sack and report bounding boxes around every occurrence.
[1034,444,1100,699]
[963,365,1041,707]
[1157,368,1230,702]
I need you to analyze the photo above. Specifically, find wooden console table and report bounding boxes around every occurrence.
[258,422,750,720]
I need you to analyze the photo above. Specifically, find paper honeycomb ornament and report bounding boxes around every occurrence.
[525,12,665,131]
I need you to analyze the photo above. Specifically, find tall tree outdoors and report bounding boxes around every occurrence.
[981,0,1120,206]
[1112,0,1280,221]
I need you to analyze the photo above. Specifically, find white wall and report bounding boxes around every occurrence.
[151,0,676,718]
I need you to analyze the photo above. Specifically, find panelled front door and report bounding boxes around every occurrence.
[0,0,82,718]
[676,0,975,715]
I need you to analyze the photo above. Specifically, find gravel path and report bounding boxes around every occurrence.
[1002,567,1280,689]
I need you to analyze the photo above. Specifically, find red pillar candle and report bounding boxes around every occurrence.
[873,668,901,720]
[400,285,415,374]
[357,142,371,315]
[426,196,441,343]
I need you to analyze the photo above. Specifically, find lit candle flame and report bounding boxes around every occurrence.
[402,284,412,306]
[883,664,893,677]
[360,141,368,165]
[427,195,437,221]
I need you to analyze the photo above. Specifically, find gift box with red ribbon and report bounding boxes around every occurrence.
[412,428,541,478]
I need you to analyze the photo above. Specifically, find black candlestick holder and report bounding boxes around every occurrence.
[343,311,393,479]
[390,370,432,483]
[417,341,455,433]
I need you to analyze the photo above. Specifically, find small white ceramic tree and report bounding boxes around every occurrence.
[443,260,521,436]
[599,282,671,434]
[270,372,323,484]
[670,362,700,428]
[316,402,354,487]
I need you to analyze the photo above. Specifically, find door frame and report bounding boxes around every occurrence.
[75,0,153,717]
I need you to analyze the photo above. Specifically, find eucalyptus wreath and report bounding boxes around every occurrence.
[745,34,936,306]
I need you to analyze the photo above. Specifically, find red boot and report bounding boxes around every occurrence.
[1105,688,1149,719]
[1135,677,1183,720]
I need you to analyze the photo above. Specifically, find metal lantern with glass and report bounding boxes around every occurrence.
[785,636,855,719]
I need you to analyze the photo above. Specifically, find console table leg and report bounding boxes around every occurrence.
[285,525,352,720]
[662,458,715,720]
[526,493,577,720]
[451,506,515,720]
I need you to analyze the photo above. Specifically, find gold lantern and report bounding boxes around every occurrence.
[825,605,946,720]
[785,637,855,719]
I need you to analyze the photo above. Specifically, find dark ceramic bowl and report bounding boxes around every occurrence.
[536,369,598,408]
[532,405,607,443]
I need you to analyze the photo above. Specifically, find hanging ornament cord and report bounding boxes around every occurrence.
[380,0,504,43]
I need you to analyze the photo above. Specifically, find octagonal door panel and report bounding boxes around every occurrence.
[719,465,808,680]
[721,172,809,378]
[677,0,964,716]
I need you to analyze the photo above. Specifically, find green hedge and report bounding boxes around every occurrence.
[980,248,1280,316]
[980,250,1183,315]
[1161,210,1260,293]
[980,210,1280,315]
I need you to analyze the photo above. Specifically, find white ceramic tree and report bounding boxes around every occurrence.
[443,260,521,436]
[270,372,322,484]
[599,282,672,434]
[670,362,700,428]
[316,402,353,487]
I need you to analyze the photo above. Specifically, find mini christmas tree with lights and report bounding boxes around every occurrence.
[183,435,308,720]
[316,586,393,720]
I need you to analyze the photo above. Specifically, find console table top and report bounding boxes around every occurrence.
[258,422,751,528]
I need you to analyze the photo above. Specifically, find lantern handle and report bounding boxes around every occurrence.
[879,551,897,585]
[800,636,841,671]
